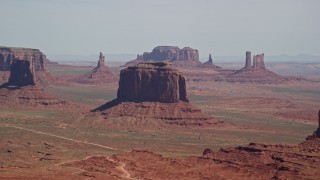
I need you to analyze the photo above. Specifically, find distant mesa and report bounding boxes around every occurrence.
[227,51,285,83]
[93,62,222,126]
[74,52,117,84]
[0,46,48,86]
[125,46,203,68]
[0,46,47,71]
[0,46,70,108]
[201,54,221,69]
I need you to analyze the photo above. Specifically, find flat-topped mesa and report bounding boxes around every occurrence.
[8,59,36,86]
[0,47,47,71]
[117,62,189,103]
[142,46,199,62]
[252,53,265,69]
[245,51,252,69]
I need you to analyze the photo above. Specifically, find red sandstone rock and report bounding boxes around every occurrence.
[245,51,252,68]
[201,54,221,69]
[227,51,284,83]
[74,52,117,85]
[8,59,36,86]
[0,46,47,71]
[117,62,188,103]
[92,62,221,126]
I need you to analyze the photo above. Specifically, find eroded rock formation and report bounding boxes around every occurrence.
[97,52,105,67]
[252,53,265,69]
[201,54,221,69]
[74,52,117,85]
[227,51,284,83]
[0,46,47,71]
[245,51,252,68]
[117,62,188,103]
[92,62,221,126]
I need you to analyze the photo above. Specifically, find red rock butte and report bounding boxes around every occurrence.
[92,62,222,126]
[0,47,71,108]
[117,62,188,103]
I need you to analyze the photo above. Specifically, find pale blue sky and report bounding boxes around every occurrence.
[0,0,319,56]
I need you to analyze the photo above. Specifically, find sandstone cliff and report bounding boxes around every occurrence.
[0,46,47,71]
[117,62,188,103]
[8,59,36,86]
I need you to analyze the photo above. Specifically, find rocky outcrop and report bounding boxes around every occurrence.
[8,59,36,86]
[201,54,221,69]
[252,53,265,69]
[73,52,117,85]
[245,51,252,68]
[306,110,320,140]
[117,62,188,103]
[92,62,222,126]
[227,51,284,83]
[97,52,105,67]
[0,46,47,71]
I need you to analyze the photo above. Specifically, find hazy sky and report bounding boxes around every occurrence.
[1,0,319,56]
